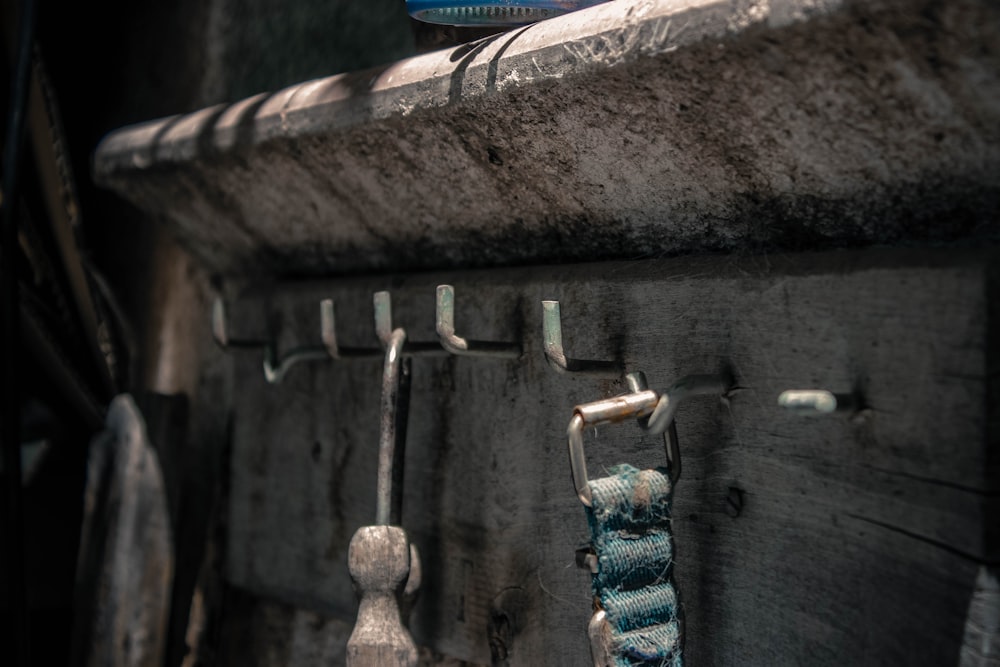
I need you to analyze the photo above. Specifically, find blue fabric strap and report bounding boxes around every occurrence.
[586,464,682,667]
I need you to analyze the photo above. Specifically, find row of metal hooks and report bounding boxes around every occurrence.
[213,284,862,418]
[212,284,624,384]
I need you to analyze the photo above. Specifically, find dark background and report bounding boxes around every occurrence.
[1,2,497,663]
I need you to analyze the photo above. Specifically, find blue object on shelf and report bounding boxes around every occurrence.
[407,0,610,27]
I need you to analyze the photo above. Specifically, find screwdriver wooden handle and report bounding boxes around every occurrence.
[346,525,418,667]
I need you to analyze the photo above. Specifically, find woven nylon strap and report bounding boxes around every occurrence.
[586,464,682,667]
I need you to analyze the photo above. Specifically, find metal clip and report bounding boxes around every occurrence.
[435,285,521,358]
[212,297,328,384]
[541,300,620,377]
[567,372,730,507]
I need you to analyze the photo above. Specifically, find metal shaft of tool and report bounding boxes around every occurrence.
[376,328,412,527]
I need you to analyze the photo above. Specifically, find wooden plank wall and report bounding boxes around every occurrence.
[220,248,997,665]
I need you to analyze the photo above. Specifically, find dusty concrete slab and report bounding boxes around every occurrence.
[94,0,1000,276]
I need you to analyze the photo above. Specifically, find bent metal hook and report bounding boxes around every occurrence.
[212,296,329,384]
[435,285,521,359]
[541,300,620,377]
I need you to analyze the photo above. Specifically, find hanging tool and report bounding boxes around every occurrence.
[346,319,420,667]
[568,372,729,666]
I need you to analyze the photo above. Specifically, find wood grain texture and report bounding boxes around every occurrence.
[215,586,353,665]
[224,248,998,665]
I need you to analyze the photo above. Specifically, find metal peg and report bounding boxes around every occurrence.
[261,347,329,384]
[374,291,395,348]
[373,291,447,357]
[212,297,328,384]
[320,299,381,360]
[541,300,620,377]
[777,389,839,415]
[435,285,521,358]
[778,389,869,423]
[211,298,239,349]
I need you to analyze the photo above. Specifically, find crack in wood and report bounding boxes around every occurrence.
[856,464,1000,498]
[844,513,999,567]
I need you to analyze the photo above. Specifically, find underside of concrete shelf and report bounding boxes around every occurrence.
[94,0,1000,276]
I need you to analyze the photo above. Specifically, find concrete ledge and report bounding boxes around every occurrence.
[94,0,1000,275]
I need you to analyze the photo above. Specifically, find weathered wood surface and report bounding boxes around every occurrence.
[92,0,1000,277]
[215,587,354,665]
[223,248,998,665]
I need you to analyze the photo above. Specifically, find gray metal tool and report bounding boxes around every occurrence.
[346,324,419,667]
